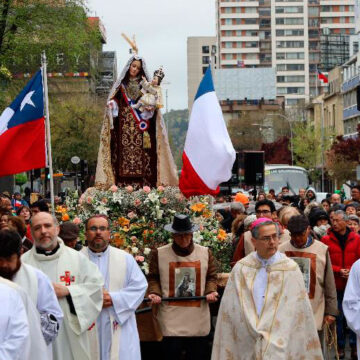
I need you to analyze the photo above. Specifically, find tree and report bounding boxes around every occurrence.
[292,122,333,183]
[50,95,105,173]
[0,0,99,73]
[261,136,291,165]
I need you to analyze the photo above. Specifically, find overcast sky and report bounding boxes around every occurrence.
[87,0,215,111]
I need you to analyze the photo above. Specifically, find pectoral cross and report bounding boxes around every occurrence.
[60,271,75,286]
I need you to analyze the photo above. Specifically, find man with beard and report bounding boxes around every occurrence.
[22,212,104,360]
[0,229,63,357]
[81,214,147,360]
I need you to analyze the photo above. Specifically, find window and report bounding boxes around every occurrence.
[202,56,210,64]
[276,29,304,36]
[275,6,303,14]
[277,52,304,60]
[276,18,303,25]
[276,41,304,48]
[276,64,305,71]
[202,46,209,54]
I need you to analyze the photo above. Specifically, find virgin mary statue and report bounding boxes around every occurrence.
[95,54,178,188]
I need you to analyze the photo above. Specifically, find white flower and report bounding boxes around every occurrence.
[144,248,151,256]
[142,262,149,275]
[131,247,139,254]
[193,231,203,244]
[95,205,109,215]
[156,208,164,219]
[147,192,159,203]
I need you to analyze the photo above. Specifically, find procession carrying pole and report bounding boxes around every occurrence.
[41,51,55,215]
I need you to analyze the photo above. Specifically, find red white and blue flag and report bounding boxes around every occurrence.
[179,66,236,198]
[0,70,46,177]
[317,70,328,84]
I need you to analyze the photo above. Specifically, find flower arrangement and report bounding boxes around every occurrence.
[61,186,233,273]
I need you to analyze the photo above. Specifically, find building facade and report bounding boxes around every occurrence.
[216,0,355,106]
[187,36,217,110]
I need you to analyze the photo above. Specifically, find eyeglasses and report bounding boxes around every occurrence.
[258,234,278,242]
[88,226,109,232]
[256,210,271,215]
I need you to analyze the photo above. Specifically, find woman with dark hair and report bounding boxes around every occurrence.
[0,210,12,230]
[16,205,32,242]
[95,53,177,188]
[7,216,32,253]
[321,198,331,213]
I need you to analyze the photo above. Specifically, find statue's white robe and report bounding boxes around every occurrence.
[343,259,360,360]
[212,252,323,360]
[0,277,48,360]
[22,240,104,360]
[0,282,29,360]
[82,246,147,360]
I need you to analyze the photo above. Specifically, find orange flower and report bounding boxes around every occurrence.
[217,229,227,241]
[202,210,212,218]
[190,203,206,213]
[112,233,125,247]
[62,213,70,222]
[118,217,130,227]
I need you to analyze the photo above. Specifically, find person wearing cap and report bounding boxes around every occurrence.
[11,192,29,211]
[59,222,82,251]
[231,199,291,266]
[279,215,337,352]
[309,208,330,240]
[148,214,218,360]
[234,192,249,210]
[212,218,322,359]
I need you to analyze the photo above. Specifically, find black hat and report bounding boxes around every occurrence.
[309,208,329,228]
[59,222,79,241]
[164,214,199,234]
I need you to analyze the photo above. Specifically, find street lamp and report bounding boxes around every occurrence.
[264,114,294,165]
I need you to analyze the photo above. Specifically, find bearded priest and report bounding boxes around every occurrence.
[212,218,323,360]
[22,212,104,360]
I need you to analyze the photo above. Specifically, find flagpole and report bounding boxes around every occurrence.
[315,64,318,97]
[41,51,55,215]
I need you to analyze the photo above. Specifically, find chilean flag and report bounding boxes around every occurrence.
[317,70,328,84]
[0,70,46,177]
[179,66,236,198]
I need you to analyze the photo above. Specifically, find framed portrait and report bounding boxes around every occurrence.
[285,251,316,299]
[168,260,201,307]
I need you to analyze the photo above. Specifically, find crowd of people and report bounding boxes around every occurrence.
[1,185,360,359]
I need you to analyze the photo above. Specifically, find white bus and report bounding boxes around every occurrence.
[264,165,309,195]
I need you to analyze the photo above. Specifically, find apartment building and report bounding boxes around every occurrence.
[187,36,217,110]
[216,0,355,106]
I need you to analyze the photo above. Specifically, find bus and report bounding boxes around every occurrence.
[263,165,309,195]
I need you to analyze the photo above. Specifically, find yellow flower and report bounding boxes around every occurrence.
[112,233,125,247]
[190,203,206,213]
[217,229,227,241]
[202,210,212,218]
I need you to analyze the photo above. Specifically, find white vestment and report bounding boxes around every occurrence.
[82,246,147,360]
[0,277,48,360]
[212,252,323,360]
[13,262,64,357]
[22,239,104,360]
[0,282,29,360]
[343,259,360,360]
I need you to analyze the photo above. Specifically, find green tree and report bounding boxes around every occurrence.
[50,95,105,172]
[0,0,99,72]
[292,122,333,182]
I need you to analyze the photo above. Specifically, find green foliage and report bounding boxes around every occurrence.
[292,122,333,182]
[15,172,27,185]
[50,95,104,172]
[0,0,100,73]
[164,109,189,169]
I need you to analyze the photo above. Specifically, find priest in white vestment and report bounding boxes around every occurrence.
[212,218,323,360]
[22,212,104,360]
[0,276,48,360]
[0,228,63,354]
[343,259,360,360]
[0,281,29,360]
[82,214,147,360]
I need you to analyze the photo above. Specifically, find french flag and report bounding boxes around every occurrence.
[179,66,236,198]
[0,70,46,177]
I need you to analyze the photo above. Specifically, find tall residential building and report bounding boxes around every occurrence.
[216,0,355,106]
[187,36,217,110]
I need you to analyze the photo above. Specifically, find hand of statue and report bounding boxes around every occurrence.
[323,315,336,325]
[52,283,70,298]
[206,291,219,303]
[103,289,113,308]
[148,293,162,304]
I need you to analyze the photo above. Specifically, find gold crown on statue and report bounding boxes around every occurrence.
[154,66,165,82]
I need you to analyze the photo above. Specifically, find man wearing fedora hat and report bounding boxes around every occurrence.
[148,214,218,360]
